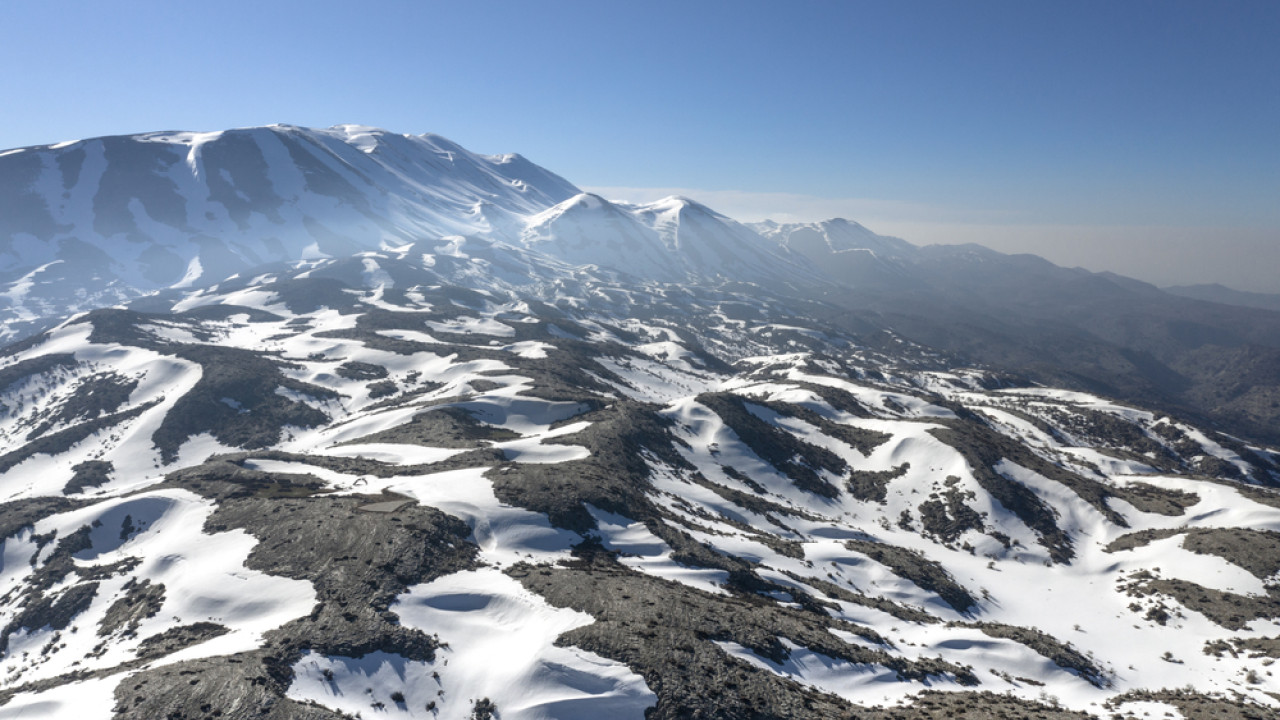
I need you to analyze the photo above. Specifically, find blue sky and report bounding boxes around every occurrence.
[3,1,1278,289]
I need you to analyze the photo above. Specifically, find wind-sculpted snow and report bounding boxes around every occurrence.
[0,488,317,713]
[0,245,1279,719]
[290,569,656,719]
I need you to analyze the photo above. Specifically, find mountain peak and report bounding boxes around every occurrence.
[642,194,720,216]
[0,125,581,340]
[565,191,610,209]
[755,217,916,257]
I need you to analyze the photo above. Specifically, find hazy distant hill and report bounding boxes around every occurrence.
[1165,283,1280,313]
[762,221,1280,447]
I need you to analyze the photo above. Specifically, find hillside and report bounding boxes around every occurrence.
[0,239,1277,718]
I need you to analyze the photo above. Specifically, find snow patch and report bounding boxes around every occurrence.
[289,569,657,719]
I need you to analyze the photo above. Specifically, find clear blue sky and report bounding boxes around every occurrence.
[3,0,1279,289]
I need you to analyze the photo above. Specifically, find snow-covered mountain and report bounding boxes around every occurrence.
[524,193,816,285]
[2,126,1280,719]
[0,126,816,342]
[754,217,916,260]
[0,125,581,339]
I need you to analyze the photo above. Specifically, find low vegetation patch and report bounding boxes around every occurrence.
[928,424,1074,563]
[1106,528,1280,579]
[917,476,985,545]
[1120,570,1280,631]
[847,462,910,504]
[347,405,520,448]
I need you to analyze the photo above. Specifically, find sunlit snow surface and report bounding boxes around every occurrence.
[289,569,655,719]
[0,245,1279,718]
[0,489,316,713]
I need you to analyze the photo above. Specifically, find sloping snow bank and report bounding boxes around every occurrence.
[289,568,655,719]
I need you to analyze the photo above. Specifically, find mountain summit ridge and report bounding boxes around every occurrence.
[1,125,828,339]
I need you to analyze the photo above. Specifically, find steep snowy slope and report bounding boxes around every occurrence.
[1,244,1278,719]
[0,125,581,340]
[631,196,817,286]
[522,193,689,282]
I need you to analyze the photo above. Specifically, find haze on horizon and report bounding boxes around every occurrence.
[3,0,1277,293]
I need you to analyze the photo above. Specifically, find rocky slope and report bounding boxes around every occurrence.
[0,238,1277,719]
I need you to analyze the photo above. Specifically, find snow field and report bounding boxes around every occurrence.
[637,381,1280,711]
[0,672,120,719]
[4,257,1280,717]
[318,443,464,465]
[587,505,731,596]
[596,355,724,403]
[714,638,955,706]
[0,328,209,501]
[0,489,315,687]
[425,316,515,337]
[290,569,655,719]
[786,370,957,419]
[454,395,580,435]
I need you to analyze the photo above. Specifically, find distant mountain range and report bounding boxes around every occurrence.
[2,125,1279,719]
[1164,283,1280,313]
